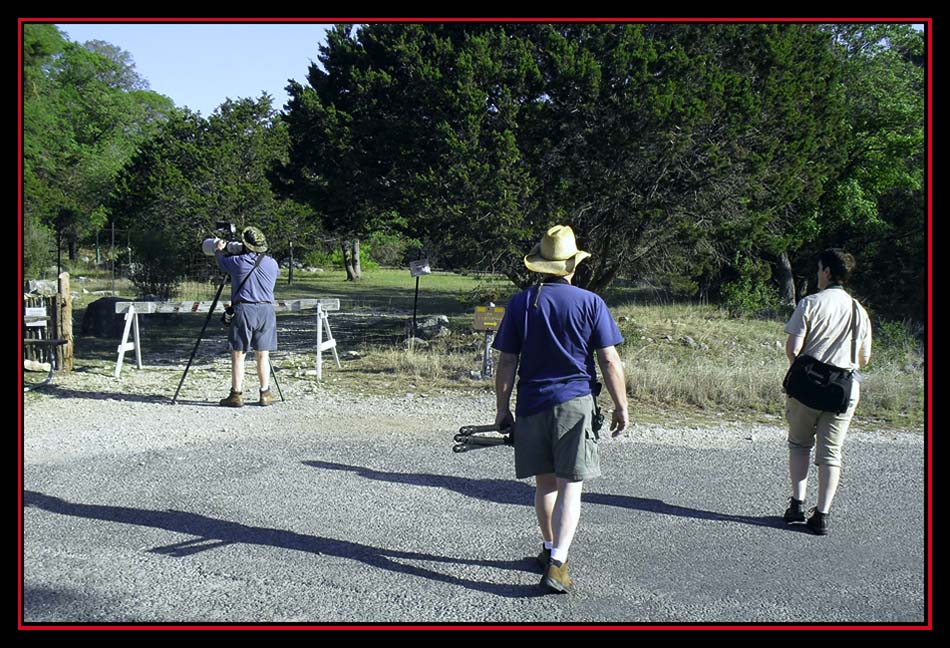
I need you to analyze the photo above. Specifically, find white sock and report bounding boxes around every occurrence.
[543,540,554,551]
[551,547,568,564]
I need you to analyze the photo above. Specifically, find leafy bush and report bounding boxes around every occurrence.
[366,231,417,267]
[721,256,784,317]
[23,213,54,280]
[873,318,925,369]
[303,243,380,272]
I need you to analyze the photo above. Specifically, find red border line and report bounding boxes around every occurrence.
[18,16,934,632]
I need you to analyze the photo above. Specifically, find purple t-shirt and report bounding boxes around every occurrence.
[216,252,279,303]
[492,280,623,417]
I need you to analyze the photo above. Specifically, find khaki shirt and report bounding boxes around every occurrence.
[785,286,872,369]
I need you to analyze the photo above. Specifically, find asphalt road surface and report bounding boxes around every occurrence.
[22,384,927,626]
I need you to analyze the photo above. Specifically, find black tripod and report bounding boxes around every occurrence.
[172,273,284,405]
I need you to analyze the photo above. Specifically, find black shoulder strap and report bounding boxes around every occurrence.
[850,299,859,367]
[234,253,265,294]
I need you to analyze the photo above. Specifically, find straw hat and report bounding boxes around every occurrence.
[523,225,591,276]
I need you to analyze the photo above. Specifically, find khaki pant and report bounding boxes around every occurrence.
[785,382,860,467]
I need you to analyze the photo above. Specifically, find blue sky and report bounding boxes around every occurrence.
[54,22,334,116]
[49,20,927,117]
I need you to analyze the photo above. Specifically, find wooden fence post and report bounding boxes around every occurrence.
[57,272,73,371]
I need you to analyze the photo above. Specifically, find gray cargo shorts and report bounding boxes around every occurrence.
[514,394,600,481]
[228,303,277,352]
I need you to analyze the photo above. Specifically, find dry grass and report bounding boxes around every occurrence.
[51,262,925,428]
[611,303,924,427]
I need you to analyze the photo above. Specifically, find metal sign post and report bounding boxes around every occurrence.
[409,259,431,343]
[473,303,505,378]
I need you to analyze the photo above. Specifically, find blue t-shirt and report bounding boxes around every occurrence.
[492,281,623,417]
[216,252,279,303]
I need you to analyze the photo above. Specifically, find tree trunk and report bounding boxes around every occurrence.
[58,272,73,372]
[583,264,620,293]
[288,241,294,286]
[777,251,797,306]
[341,241,357,281]
[351,238,362,280]
[341,239,363,281]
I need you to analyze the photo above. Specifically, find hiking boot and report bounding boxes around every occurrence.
[219,390,244,408]
[259,388,277,407]
[784,497,806,524]
[806,508,830,536]
[536,545,552,568]
[541,560,572,594]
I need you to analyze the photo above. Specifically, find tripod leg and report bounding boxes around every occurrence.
[172,275,228,404]
[270,361,284,401]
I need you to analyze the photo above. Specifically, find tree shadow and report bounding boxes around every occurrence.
[304,460,783,529]
[29,385,171,404]
[23,490,543,599]
[304,460,534,506]
[27,383,244,407]
[583,492,784,528]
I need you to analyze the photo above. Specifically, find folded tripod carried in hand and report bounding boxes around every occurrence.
[452,423,513,453]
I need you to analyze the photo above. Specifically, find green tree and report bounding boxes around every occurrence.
[811,25,926,321]
[279,24,539,281]
[21,24,65,277]
[281,25,849,289]
[22,24,175,271]
[110,96,317,296]
[109,110,209,296]
[280,21,921,312]
[681,24,849,309]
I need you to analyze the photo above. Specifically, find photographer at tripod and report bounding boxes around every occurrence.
[216,226,280,407]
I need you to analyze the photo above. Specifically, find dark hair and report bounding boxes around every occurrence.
[818,248,855,283]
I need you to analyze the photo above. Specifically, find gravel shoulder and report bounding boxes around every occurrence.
[23,356,924,461]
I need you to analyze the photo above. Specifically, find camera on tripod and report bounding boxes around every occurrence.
[201,221,245,256]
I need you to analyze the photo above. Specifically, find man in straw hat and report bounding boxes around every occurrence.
[216,225,280,407]
[492,225,629,594]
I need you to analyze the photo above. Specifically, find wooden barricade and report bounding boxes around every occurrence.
[112,298,342,378]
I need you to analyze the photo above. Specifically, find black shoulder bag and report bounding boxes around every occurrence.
[221,253,264,326]
[782,300,859,414]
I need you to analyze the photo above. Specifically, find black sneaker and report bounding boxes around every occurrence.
[805,508,829,536]
[784,497,806,523]
[536,545,552,568]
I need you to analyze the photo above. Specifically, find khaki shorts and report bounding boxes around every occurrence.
[514,394,600,481]
[785,382,859,467]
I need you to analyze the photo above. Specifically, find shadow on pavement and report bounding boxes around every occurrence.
[23,490,544,599]
[304,460,784,529]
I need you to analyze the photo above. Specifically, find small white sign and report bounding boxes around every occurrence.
[410,259,431,277]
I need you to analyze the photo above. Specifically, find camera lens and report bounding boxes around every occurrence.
[201,238,221,256]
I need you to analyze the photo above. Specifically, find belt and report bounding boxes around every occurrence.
[232,300,273,305]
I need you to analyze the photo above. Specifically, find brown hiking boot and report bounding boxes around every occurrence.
[219,390,244,408]
[259,388,277,407]
[541,560,572,594]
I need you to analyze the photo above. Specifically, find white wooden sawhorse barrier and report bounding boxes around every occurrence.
[114,298,341,378]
